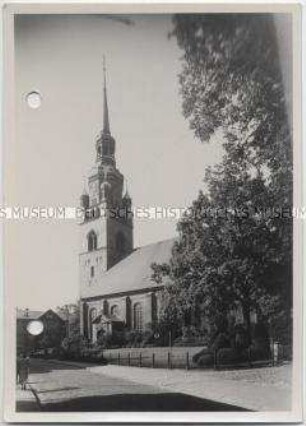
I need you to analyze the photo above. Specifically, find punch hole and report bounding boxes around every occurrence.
[26,91,42,109]
[26,320,44,336]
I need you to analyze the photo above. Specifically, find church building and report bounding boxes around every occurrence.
[79,66,174,343]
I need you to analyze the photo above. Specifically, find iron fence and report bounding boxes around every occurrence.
[105,350,193,369]
[103,341,291,370]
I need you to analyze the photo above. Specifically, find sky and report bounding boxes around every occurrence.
[12,14,224,310]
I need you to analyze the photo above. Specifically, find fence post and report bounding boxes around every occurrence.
[186,352,190,370]
[152,353,155,369]
[139,352,142,367]
[167,352,171,369]
[118,352,120,365]
[128,352,131,367]
[214,350,218,370]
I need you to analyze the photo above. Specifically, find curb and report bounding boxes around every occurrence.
[28,384,43,410]
[34,357,101,369]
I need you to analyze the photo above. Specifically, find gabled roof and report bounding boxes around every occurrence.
[40,309,65,323]
[16,308,65,322]
[81,238,175,299]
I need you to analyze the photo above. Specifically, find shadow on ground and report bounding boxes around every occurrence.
[16,400,40,412]
[28,359,88,375]
[37,393,249,412]
[36,386,80,394]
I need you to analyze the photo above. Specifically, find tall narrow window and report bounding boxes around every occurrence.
[89,308,97,341]
[110,305,120,317]
[116,232,126,260]
[87,231,97,251]
[134,303,144,331]
[103,300,109,315]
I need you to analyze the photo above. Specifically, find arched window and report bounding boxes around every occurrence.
[134,303,143,331]
[90,266,95,278]
[90,308,97,321]
[89,308,97,340]
[83,302,89,339]
[87,231,97,252]
[126,297,132,329]
[110,305,120,317]
[103,300,109,315]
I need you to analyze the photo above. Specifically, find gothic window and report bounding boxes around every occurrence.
[133,303,144,331]
[126,297,132,329]
[87,231,97,252]
[110,305,120,317]
[89,308,97,340]
[90,308,97,321]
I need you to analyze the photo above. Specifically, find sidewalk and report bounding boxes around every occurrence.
[15,386,40,412]
[21,359,247,412]
[88,364,292,412]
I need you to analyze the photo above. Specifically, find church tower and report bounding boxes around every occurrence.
[79,60,133,296]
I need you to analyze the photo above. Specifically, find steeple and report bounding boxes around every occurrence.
[96,57,116,165]
[103,56,110,135]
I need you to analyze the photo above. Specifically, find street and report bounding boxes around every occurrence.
[16,358,247,412]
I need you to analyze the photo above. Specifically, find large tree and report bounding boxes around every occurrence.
[153,14,292,344]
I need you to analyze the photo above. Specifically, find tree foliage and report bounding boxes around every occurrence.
[153,14,292,343]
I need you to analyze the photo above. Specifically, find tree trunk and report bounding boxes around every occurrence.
[242,304,252,346]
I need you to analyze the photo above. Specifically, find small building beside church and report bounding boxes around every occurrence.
[16,308,66,353]
[79,67,174,343]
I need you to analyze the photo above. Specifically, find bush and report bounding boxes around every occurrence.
[217,348,249,366]
[250,336,270,356]
[231,325,250,351]
[173,325,207,347]
[210,332,231,351]
[192,347,209,363]
[249,346,270,362]
[174,341,207,347]
[124,330,143,347]
[97,330,126,349]
[252,322,269,341]
[196,352,214,368]
[281,344,292,361]
[79,345,107,363]
[192,347,214,367]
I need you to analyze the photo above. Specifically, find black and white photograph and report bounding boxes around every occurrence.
[2,3,303,423]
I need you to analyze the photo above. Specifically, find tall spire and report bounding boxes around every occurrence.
[103,56,110,135]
